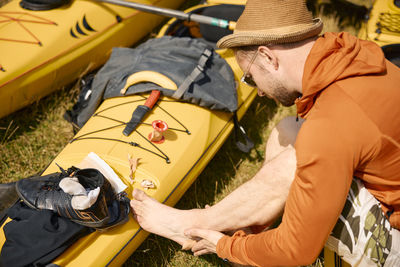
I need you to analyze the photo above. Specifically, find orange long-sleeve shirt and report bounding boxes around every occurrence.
[216,32,400,266]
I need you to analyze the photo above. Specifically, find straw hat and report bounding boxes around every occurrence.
[217,0,323,48]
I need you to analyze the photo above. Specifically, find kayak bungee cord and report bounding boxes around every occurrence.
[71,120,172,163]
[70,95,190,164]
[70,121,125,139]
[95,113,188,133]
[93,99,145,114]
[156,103,191,135]
[0,11,56,45]
[94,94,191,134]
[71,136,170,163]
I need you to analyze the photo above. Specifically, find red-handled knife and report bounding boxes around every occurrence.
[123,90,160,136]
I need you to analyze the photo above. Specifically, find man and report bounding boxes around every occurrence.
[130,0,400,266]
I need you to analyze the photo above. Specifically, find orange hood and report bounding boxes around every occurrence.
[296,32,386,117]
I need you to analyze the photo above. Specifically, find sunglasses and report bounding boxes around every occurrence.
[240,51,258,88]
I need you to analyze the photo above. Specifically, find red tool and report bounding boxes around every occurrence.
[123,90,160,136]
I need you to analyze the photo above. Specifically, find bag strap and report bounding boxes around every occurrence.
[171,48,213,99]
[64,74,95,133]
[233,112,254,153]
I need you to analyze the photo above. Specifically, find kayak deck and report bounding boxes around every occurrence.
[358,0,400,46]
[0,0,184,118]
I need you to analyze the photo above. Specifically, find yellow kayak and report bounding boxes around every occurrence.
[0,1,254,266]
[357,0,400,47]
[0,0,185,118]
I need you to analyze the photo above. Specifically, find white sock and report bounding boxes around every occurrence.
[60,177,100,210]
[71,187,100,210]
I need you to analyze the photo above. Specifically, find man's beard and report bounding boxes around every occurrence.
[271,78,301,107]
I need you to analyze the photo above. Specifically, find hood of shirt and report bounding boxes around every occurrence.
[296,32,386,118]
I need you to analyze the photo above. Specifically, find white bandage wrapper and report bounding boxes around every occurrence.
[77,152,127,193]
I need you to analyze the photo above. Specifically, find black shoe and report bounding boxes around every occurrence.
[98,192,131,232]
[0,182,18,215]
[16,168,115,229]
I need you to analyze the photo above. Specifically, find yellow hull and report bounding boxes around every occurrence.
[0,1,255,266]
[358,0,400,46]
[0,0,184,118]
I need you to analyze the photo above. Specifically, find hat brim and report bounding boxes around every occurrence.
[217,18,323,48]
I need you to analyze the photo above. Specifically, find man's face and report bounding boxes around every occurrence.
[236,50,299,107]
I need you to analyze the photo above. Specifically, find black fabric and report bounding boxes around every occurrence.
[382,44,400,67]
[0,202,92,267]
[99,193,131,231]
[20,0,70,11]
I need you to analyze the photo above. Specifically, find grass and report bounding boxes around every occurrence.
[0,84,79,183]
[0,0,369,266]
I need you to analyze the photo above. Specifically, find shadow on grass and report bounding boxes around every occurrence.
[0,82,79,145]
[125,97,278,266]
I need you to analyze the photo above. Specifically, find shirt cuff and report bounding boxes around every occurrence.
[216,230,247,261]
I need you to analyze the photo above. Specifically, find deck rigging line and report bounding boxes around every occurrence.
[377,13,400,34]
[70,95,191,164]
[0,12,57,45]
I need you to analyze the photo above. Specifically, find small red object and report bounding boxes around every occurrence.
[144,90,161,109]
[148,120,168,143]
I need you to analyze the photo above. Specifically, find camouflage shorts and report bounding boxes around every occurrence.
[326,179,400,266]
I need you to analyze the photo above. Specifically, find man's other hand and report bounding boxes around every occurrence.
[184,228,225,256]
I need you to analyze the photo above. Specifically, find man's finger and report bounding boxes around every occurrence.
[194,248,211,257]
[185,228,210,240]
[181,239,196,250]
[191,239,206,253]
[185,228,224,245]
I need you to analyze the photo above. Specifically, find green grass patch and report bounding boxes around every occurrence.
[0,83,79,183]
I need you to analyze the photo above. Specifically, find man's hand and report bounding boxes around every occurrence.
[184,228,225,256]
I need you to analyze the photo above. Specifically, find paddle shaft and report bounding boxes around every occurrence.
[97,0,236,30]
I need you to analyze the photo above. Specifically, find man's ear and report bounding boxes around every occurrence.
[258,46,279,70]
